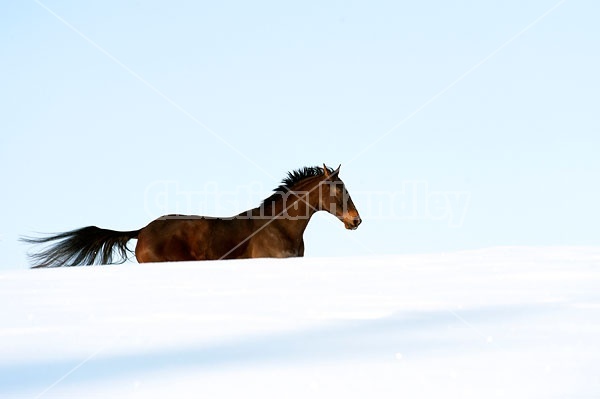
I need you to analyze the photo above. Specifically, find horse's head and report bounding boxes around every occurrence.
[319,164,362,230]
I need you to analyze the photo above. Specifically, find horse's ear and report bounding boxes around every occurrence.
[332,164,341,177]
[323,163,330,178]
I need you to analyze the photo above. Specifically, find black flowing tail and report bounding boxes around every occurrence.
[21,226,141,268]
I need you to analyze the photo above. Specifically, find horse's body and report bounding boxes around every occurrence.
[24,165,361,267]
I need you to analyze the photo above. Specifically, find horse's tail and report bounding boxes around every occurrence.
[21,226,141,268]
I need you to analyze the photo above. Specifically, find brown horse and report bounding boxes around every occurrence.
[23,164,361,267]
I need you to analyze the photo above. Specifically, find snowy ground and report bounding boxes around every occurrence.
[1,247,599,398]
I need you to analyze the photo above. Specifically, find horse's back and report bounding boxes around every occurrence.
[135,215,252,262]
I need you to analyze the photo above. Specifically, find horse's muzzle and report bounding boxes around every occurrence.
[345,216,362,230]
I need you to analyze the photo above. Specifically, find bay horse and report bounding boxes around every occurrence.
[23,164,362,268]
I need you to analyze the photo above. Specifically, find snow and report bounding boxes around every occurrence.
[1,247,599,398]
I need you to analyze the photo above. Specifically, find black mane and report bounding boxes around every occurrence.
[262,165,334,206]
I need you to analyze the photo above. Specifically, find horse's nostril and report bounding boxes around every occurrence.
[354,217,362,226]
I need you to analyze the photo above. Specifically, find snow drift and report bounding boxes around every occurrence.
[1,247,599,398]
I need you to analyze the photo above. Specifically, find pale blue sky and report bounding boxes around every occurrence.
[1,0,599,269]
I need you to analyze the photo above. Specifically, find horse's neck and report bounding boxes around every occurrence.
[260,178,322,237]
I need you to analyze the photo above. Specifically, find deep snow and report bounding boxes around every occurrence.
[1,247,599,398]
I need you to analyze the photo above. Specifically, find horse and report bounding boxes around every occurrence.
[23,164,362,268]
